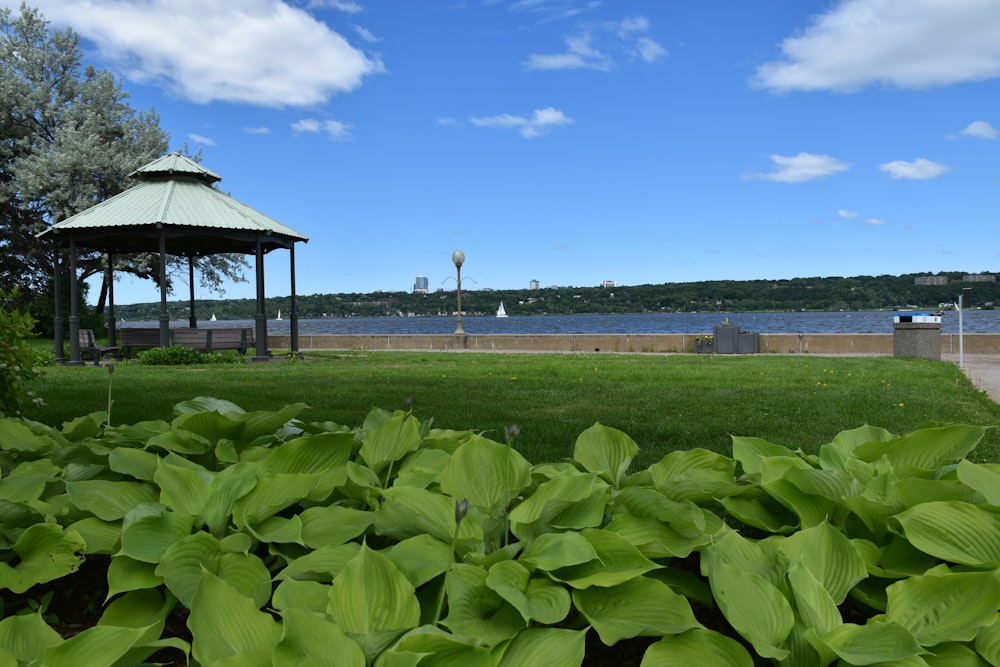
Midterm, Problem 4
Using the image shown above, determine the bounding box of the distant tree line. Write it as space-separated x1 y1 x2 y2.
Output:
113 272 998 322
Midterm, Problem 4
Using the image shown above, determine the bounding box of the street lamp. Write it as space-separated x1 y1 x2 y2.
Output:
452 250 465 335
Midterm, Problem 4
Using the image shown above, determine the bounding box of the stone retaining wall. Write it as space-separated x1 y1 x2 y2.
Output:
267 333 1000 355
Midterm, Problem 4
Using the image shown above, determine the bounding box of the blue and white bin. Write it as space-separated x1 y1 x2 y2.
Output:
893 312 942 359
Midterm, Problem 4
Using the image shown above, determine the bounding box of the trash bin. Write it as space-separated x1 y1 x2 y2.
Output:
893 312 941 360
737 331 760 354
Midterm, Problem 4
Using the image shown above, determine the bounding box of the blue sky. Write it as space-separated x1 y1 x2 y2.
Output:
12 0 1000 305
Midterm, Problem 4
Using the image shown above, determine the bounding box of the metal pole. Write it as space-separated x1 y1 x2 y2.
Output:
958 297 965 370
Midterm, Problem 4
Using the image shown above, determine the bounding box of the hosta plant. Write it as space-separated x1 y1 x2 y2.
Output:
0 397 997 666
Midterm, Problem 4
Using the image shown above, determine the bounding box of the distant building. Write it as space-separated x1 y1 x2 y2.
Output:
963 274 996 283
600 280 617 288
413 275 429 293
529 279 539 290
914 276 949 285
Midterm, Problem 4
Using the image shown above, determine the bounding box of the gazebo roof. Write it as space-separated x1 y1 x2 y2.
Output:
39 152 308 255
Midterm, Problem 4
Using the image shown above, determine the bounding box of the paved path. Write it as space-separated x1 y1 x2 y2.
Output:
945 354 1000 403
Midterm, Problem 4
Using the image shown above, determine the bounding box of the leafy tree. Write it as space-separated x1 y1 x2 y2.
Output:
0 3 247 323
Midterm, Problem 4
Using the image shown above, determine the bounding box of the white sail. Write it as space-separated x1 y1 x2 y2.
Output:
210 313 217 321
496 301 508 318
277 309 282 320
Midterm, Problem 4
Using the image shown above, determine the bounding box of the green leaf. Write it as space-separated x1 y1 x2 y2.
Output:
43 626 149 667
107 447 160 481
394 448 452 488
547 528 661 589
508 473 609 541
572 422 639 487
201 462 258 537
383 534 453 588
779 521 867 604
359 413 423 475
0 419 56 454
573 576 701 645
118 503 194 564
67 517 121 554
272 579 332 615
648 447 737 503
188 570 281 666
495 628 585 667
719 486 799 533
231 472 320 529
519 531 598 572
154 457 214 516
731 436 792 476
707 561 793 660
383 626 492 667
885 570 1000 645
441 564 525 646
156 531 272 607
0 613 63 665
640 629 753 667
376 485 456 544
440 434 531 511
275 543 361 583
0 524 86 593
273 609 366 667
298 505 374 548
816 621 924 665
855 424 986 470
486 560 571 624
328 543 421 661
956 459 1000 506
65 480 159 521
975 613 1000 665
892 501 1000 567
786 563 842 635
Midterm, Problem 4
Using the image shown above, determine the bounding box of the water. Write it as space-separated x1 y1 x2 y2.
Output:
119 310 1000 335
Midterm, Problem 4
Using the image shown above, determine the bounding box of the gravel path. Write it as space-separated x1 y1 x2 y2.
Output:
946 353 1000 403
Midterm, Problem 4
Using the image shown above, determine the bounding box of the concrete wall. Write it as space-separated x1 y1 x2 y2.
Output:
267 332 1000 355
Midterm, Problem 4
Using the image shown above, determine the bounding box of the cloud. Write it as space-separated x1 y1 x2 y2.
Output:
292 118 353 140
187 133 216 146
752 0 1000 93
353 26 379 43
436 117 460 127
243 126 273 135
837 209 859 219
743 153 851 183
864 218 889 226
470 107 573 138
304 0 363 13
960 120 999 139
524 15 666 71
28 0 382 107
879 158 950 179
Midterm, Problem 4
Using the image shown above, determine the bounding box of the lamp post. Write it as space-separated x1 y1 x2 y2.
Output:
452 250 465 336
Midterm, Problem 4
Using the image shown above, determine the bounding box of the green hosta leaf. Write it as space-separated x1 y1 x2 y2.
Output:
0 613 63 665
439 434 531 511
0 459 56 502
201 462 258 537
67 517 121 554
548 528 661 589
892 501 1000 567
262 430 353 472
118 503 194 564
154 457 214 516
719 485 799 534
273 609 366 667
640 629 753 667
272 579 332 614
855 424 986 471
508 473 609 541
107 447 160 481
359 413 422 475
393 447 451 488
520 531 598 572
384 534 453 588
231 472 320 529
328 544 422 661
885 570 1000 645
44 625 149 667
156 531 272 607
382 626 492 667
376 485 456 544
815 621 924 665
731 436 793 476
0 419 56 454
65 480 159 521
648 447 737 503
174 396 246 416
786 563 841 635
276 543 361 583
0 523 86 593
956 459 1000 507
107 556 162 599
146 428 212 455
495 628 585 667
759 457 838 528
779 521 867 604
604 514 714 559
572 422 639 487
250 514 304 544
441 564 525 646
486 560 571 624
707 561 793 660
573 576 701 645
299 505 374 548
188 570 282 666
976 613 1000 665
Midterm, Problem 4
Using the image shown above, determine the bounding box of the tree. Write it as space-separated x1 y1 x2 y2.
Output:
0 3 247 322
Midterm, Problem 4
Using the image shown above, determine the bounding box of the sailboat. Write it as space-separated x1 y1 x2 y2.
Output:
210 313 217 321
496 301 508 318
276 309 283 321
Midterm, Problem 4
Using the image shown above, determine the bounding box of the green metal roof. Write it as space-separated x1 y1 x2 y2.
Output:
39 153 308 255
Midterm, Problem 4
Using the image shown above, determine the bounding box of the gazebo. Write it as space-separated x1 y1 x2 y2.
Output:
38 152 309 364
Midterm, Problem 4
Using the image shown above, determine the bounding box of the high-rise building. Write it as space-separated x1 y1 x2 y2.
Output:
529 279 539 290
413 275 429 293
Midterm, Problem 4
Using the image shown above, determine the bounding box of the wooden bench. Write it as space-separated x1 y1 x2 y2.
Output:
79 329 120 365
119 328 162 359
170 327 255 355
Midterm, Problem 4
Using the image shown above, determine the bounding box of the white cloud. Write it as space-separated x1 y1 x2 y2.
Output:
752 0 1000 93
837 209 859 219
304 0 363 13
864 218 889 226
27 0 382 107
187 133 216 146
292 118 353 140
960 120 999 139
436 117 460 127
879 158 950 179
353 25 379 43
524 15 666 71
470 107 573 138
243 126 273 135
743 153 851 183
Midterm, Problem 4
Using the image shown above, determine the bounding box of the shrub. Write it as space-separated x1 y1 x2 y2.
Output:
0 289 45 416
137 346 242 365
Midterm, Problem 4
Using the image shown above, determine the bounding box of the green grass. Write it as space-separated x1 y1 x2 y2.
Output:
22 348 1000 468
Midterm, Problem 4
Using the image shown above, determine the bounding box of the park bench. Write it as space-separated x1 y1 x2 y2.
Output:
119 328 161 359
170 327 255 355
79 329 119 366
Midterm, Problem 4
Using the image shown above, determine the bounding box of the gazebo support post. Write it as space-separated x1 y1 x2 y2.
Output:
158 227 169 347
106 253 117 347
188 256 197 328
52 241 65 363
253 236 270 361
67 237 82 365
290 244 299 355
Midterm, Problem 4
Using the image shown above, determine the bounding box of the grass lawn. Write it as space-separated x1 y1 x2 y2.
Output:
22 348 1000 468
